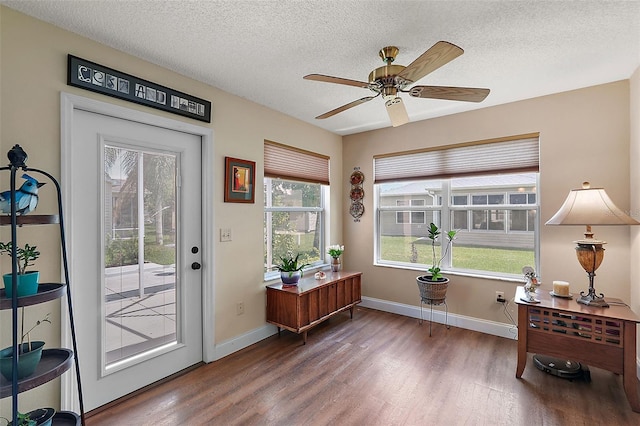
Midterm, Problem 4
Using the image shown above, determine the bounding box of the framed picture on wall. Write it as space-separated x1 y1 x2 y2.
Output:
224 157 255 203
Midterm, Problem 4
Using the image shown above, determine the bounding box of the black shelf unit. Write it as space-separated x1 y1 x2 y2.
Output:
0 145 84 425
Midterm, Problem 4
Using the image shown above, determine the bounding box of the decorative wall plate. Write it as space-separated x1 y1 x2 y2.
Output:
350 170 364 186
350 187 364 201
349 201 364 219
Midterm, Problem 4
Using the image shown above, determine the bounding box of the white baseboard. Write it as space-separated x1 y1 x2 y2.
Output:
212 324 278 361
211 298 640 379
359 296 519 340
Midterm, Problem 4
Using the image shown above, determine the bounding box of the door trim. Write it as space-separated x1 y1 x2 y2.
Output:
60 92 215 410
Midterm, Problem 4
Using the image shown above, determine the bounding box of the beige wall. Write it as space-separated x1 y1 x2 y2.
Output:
343 80 633 323
0 7 342 412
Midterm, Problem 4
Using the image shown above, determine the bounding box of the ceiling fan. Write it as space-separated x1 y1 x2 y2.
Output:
304 41 490 127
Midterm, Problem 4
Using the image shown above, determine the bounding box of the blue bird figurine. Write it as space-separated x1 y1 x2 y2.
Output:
0 174 45 215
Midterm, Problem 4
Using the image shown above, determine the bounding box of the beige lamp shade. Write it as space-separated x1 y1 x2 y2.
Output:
546 182 639 242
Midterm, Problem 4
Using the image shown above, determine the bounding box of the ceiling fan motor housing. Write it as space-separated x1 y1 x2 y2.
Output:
369 64 408 99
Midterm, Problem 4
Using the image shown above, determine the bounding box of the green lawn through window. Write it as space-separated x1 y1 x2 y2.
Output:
380 236 534 275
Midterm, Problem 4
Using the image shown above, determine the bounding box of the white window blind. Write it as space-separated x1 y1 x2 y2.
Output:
374 134 539 183
264 140 330 185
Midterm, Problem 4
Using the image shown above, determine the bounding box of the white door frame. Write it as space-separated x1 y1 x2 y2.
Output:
59 92 215 410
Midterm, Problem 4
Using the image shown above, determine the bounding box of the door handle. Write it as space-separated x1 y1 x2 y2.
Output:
191 262 201 270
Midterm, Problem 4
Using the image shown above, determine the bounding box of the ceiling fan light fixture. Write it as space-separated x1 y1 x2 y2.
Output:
385 97 409 127
384 97 401 107
382 86 398 101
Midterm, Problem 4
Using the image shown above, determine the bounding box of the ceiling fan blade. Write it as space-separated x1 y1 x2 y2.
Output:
409 86 490 102
315 96 378 119
397 41 464 84
304 74 370 89
385 97 409 127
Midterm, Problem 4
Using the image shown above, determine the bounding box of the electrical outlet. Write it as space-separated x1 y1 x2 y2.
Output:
236 302 244 315
496 291 506 303
220 228 232 242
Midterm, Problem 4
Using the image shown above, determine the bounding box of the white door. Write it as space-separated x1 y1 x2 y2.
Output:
68 108 203 410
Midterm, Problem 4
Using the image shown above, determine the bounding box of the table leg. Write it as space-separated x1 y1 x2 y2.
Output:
623 322 640 412
516 304 528 378
303 331 307 345
350 306 354 319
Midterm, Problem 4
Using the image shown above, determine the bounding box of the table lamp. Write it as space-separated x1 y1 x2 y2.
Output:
545 182 639 307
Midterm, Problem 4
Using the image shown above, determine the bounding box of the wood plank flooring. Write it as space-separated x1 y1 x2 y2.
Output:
87 307 640 425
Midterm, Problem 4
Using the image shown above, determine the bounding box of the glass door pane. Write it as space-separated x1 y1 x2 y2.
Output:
103 145 178 368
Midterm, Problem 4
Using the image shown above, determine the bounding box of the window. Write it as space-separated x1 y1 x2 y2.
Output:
374 135 540 278
264 178 325 277
396 199 427 224
264 141 329 280
508 192 537 232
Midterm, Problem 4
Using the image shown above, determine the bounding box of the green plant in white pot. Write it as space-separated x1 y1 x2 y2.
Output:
0 241 40 298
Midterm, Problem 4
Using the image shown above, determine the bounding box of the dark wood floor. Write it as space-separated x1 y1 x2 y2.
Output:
87 307 640 425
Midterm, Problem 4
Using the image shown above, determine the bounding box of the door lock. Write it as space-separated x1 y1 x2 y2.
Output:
191 262 201 270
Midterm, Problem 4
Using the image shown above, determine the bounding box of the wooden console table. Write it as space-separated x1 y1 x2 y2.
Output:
515 286 640 412
266 271 362 344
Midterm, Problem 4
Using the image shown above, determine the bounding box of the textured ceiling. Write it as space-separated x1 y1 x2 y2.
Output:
3 0 640 135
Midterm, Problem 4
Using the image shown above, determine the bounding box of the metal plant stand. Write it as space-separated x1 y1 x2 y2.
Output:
416 276 451 337
0 145 85 425
419 298 449 337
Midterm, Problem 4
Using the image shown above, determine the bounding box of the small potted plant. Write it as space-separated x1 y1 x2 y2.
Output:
416 223 457 303
0 241 40 298
0 312 50 381
275 252 309 286
1 408 56 426
327 244 344 272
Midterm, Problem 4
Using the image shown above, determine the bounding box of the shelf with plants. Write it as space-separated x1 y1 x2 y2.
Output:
0 348 73 398
0 284 66 310
0 145 84 426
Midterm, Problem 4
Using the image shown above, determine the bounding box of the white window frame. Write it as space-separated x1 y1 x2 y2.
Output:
263 177 327 281
375 175 540 279
395 199 427 224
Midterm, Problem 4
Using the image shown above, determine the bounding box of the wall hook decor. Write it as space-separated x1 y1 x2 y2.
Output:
349 167 364 222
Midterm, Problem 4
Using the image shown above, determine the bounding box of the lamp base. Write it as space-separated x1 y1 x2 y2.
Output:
576 292 609 308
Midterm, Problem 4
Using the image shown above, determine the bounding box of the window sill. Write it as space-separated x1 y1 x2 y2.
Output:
373 261 525 284
263 264 331 284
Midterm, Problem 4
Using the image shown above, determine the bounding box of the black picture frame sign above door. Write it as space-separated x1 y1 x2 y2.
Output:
67 55 212 123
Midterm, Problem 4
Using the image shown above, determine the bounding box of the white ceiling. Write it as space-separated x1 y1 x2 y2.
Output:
3 0 640 136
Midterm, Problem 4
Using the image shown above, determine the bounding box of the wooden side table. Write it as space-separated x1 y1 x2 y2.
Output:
266 271 362 344
515 286 640 412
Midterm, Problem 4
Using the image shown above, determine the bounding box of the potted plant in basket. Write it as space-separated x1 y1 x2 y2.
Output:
0 241 40 298
275 252 309 286
0 312 51 381
416 223 457 303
